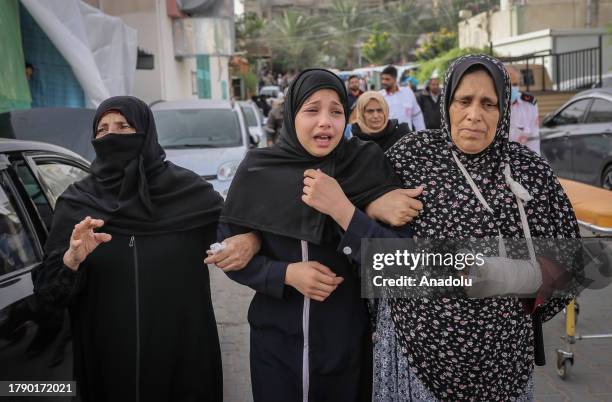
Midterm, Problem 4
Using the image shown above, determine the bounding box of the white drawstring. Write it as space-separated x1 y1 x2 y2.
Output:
452 152 537 265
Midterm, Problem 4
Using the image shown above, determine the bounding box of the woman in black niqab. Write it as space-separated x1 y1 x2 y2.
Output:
34 96 224 402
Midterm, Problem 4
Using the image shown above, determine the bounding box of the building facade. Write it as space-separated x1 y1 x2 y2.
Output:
85 0 233 104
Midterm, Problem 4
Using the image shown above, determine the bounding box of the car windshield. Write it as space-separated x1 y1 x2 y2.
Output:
153 109 242 148
241 105 258 127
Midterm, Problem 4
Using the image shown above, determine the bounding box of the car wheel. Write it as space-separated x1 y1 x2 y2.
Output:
602 165 612 190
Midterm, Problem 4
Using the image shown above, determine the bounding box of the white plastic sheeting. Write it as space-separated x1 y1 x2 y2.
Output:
20 0 137 107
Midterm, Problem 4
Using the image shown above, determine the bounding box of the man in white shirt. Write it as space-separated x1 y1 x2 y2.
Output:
506 65 541 155
379 66 426 131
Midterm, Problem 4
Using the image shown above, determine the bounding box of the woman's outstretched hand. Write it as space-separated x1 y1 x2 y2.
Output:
63 217 112 271
302 169 355 230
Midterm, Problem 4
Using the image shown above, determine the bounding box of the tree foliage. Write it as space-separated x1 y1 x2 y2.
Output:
415 46 494 83
265 10 323 71
415 28 458 61
235 0 500 72
362 27 392 65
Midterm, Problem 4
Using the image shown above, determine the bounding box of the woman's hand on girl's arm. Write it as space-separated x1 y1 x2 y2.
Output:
63 217 112 271
302 169 355 230
365 187 424 227
285 261 344 302
204 232 262 272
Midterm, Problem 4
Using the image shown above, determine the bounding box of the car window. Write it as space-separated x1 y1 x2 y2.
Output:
153 109 243 148
35 161 89 204
552 99 592 126
12 159 54 231
0 172 39 274
241 106 258 127
585 99 612 123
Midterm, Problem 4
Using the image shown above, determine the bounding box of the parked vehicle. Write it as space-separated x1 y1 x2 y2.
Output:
540 88 612 189
0 139 91 401
151 99 256 198
594 72 612 88
258 85 282 98
238 101 267 147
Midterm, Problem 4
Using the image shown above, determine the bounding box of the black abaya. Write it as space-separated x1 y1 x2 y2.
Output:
36 227 222 402
34 96 224 402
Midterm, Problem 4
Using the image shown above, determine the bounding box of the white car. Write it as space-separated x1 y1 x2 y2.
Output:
259 85 282 98
151 99 257 198
238 101 267 147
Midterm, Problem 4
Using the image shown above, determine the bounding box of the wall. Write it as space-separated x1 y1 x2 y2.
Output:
522 1 587 31
156 0 197 101
210 56 230 100
493 30 555 81
554 31 612 72
458 9 515 49
95 0 233 103
459 0 612 49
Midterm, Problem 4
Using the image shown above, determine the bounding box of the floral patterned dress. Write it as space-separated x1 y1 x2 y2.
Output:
373 54 580 401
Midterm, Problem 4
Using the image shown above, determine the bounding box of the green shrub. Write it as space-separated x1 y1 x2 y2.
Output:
416 47 494 84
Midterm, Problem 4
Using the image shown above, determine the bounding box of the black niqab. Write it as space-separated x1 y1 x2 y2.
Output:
220 69 400 244
45 96 223 252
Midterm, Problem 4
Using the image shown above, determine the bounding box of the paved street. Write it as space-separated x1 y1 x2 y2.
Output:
210 264 612 402
209 266 254 402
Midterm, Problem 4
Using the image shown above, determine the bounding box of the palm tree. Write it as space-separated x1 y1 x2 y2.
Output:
324 0 368 69
267 10 323 71
382 0 428 63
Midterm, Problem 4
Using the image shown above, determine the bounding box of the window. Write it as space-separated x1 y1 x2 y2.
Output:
35 161 89 203
585 99 612 124
552 99 592 126
0 172 38 274
12 159 54 231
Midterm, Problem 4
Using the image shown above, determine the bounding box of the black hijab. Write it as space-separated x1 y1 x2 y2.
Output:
351 119 411 152
220 69 401 244
45 96 223 252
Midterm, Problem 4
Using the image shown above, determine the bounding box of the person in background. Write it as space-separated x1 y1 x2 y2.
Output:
506 65 541 155
416 76 442 130
25 62 34 81
252 95 271 117
351 91 411 152
265 95 285 146
400 69 419 92
379 65 426 132
347 74 364 110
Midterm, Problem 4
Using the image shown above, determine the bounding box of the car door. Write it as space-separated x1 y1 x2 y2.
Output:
540 98 592 179
0 154 73 402
571 98 612 186
0 153 89 401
